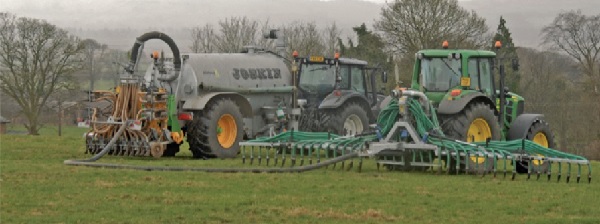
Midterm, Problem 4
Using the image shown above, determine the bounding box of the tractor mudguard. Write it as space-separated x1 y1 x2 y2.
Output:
507 114 544 140
181 92 253 118
437 92 495 115
319 91 373 121
318 91 369 109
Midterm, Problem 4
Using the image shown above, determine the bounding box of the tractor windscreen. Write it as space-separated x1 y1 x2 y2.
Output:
298 64 336 94
420 58 461 92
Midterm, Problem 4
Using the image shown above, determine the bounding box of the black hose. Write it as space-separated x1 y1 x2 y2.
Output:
64 151 358 173
126 31 181 74
66 123 128 163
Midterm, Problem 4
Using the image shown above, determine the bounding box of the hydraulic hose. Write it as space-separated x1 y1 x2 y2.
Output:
64 123 127 163
126 31 181 81
64 151 358 173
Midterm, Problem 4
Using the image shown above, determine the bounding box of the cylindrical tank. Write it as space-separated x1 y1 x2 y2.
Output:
176 52 292 98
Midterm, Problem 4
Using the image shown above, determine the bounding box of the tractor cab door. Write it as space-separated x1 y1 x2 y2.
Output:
467 57 495 98
339 65 377 105
338 65 362 92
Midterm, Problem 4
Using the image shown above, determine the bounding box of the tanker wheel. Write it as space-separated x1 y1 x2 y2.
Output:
443 102 500 174
326 103 369 136
187 98 243 159
516 121 555 174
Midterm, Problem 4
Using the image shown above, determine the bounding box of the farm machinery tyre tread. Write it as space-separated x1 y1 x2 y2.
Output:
442 102 500 174
318 110 332 133
187 98 244 159
516 121 556 174
325 103 369 136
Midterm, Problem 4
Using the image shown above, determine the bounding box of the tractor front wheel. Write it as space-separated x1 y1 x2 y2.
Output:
443 102 501 174
516 121 556 174
326 103 369 136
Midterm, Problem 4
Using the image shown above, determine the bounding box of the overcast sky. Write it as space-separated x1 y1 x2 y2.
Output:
2 0 598 49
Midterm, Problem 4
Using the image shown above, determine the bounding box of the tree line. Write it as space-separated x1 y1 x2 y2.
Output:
1 0 598 158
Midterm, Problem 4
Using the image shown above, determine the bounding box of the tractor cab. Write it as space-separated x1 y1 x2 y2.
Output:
293 53 387 135
296 55 380 107
411 49 497 107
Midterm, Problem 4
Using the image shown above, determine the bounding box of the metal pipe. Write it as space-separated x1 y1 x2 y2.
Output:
401 89 430 115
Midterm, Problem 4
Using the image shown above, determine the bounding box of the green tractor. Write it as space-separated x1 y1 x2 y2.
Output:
410 42 555 173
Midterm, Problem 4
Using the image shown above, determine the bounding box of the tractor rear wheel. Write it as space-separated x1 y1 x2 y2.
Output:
187 98 244 158
516 121 555 174
443 102 501 174
325 103 369 136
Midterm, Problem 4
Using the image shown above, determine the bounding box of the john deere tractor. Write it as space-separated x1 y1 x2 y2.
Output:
411 42 555 173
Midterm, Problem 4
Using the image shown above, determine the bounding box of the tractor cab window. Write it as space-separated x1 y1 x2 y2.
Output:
350 66 365 93
420 57 461 92
338 65 350 89
298 63 336 94
468 58 493 95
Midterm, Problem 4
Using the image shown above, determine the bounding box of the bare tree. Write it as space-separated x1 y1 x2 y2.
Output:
49 77 80 136
375 0 489 54
0 13 84 135
255 19 276 51
323 22 342 56
517 47 599 156
542 10 600 149
518 48 571 149
216 16 259 53
542 10 600 93
81 38 107 91
190 24 216 53
282 21 324 58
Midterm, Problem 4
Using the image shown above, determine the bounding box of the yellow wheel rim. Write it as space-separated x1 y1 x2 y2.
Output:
467 118 492 164
217 114 237 149
532 132 548 165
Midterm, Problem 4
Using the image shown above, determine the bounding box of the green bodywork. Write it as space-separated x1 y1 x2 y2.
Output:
167 94 181 133
410 49 525 139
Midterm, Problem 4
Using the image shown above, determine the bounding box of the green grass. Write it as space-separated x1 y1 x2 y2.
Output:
1 126 599 224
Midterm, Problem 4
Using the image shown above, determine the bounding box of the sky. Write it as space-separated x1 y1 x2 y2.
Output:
2 0 599 49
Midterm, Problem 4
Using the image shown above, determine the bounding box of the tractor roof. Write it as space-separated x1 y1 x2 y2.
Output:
299 56 368 66
338 57 368 65
417 49 496 58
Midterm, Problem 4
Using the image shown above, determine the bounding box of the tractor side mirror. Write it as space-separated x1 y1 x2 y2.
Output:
382 71 388 83
511 59 520 71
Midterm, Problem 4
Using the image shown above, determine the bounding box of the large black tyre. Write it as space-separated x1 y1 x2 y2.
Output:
516 121 556 174
187 98 244 159
325 103 369 136
442 102 501 174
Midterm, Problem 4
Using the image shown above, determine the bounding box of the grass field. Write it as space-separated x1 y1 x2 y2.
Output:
1 126 599 223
